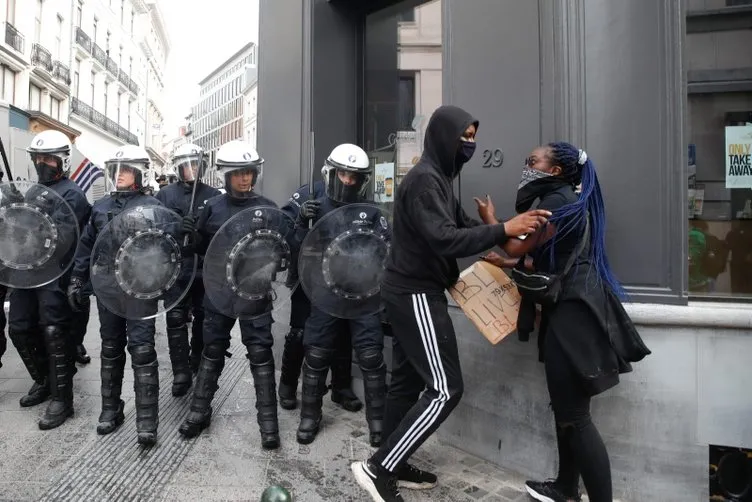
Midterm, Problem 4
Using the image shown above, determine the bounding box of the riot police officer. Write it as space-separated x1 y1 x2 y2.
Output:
68 145 167 446
279 181 361 412
295 144 387 447
6 130 91 429
179 140 283 450
156 144 220 396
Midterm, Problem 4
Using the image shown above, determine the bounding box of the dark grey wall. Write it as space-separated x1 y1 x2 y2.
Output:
257 0 305 205
311 2 360 172
581 0 686 301
445 0 686 301
258 0 360 204
443 0 543 272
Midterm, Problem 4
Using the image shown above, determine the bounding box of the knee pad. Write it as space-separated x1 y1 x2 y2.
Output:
203 341 229 360
166 308 186 329
305 346 334 371
129 344 157 365
43 325 64 339
357 348 384 371
245 344 273 365
101 338 126 359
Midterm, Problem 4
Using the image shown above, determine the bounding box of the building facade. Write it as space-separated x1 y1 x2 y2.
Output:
258 0 752 500
1 0 75 126
242 64 257 150
70 0 169 172
191 41 256 188
0 0 169 176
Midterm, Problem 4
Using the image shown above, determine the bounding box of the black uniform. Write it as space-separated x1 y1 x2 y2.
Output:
180 192 285 449
71 191 162 442
9 177 90 428
278 181 359 412
0 285 6 368
295 195 388 447
156 181 220 395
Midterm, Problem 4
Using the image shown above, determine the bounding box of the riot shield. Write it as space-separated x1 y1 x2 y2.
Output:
90 205 197 320
203 206 296 319
0 181 80 288
299 203 391 319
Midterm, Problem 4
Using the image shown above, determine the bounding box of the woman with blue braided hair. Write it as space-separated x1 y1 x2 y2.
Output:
476 142 650 502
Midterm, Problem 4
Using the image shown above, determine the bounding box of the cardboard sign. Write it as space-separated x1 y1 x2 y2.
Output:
449 261 521 345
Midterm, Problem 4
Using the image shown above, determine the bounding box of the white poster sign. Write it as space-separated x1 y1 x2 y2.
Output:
725 126 752 188
374 162 395 203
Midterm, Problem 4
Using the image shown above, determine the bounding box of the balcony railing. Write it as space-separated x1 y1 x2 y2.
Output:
92 43 107 68
71 97 139 145
31 44 53 73
74 27 91 53
106 56 118 76
74 26 139 96
52 61 71 85
4 22 24 54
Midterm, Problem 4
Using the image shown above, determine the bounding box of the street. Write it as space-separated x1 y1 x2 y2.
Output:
0 302 535 502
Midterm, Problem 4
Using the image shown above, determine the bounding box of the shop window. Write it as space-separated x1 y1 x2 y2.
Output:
686 13 752 297
364 0 442 206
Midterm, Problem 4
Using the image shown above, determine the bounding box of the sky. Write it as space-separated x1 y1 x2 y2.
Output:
159 0 260 135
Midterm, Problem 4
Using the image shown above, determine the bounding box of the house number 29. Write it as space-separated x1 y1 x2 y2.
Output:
481 148 504 168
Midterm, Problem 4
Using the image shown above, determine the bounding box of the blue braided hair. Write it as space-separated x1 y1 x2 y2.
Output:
545 141 626 298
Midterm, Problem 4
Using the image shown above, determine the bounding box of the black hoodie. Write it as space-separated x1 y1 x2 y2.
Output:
382 105 508 294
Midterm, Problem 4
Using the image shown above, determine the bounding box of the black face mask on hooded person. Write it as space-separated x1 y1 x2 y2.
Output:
421 105 479 179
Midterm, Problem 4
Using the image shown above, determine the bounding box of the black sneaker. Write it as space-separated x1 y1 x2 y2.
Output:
351 460 404 502
525 479 581 502
397 463 437 490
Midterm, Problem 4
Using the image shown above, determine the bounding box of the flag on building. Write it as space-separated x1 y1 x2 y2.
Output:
70 158 103 193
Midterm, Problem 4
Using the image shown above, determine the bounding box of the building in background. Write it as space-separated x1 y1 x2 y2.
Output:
191 41 256 187
70 0 169 173
1 0 76 140
0 0 170 186
242 64 257 150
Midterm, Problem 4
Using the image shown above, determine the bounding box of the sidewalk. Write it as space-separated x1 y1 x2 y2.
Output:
0 312 535 502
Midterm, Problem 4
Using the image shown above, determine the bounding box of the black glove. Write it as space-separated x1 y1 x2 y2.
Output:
67 277 86 312
298 199 321 223
181 215 196 234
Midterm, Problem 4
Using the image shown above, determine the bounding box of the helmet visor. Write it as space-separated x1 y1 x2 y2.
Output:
326 167 370 204
174 154 206 183
224 165 262 199
105 161 147 192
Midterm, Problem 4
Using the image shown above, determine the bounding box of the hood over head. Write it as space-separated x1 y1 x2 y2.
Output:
422 105 479 178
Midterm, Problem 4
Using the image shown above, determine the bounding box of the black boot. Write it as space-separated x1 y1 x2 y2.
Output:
10 330 49 407
247 344 280 449
359 349 387 447
179 342 225 438
297 347 333 445
39 326 74 430
166 326 192 397
97 345 126 435
330 343 362 412
278 328 304 410
131 345 160 447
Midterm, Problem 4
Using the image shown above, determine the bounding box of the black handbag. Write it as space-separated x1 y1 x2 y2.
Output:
511 217 590 306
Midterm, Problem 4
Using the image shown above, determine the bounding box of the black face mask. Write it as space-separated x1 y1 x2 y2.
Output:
35 162 61 184
456 141 476 165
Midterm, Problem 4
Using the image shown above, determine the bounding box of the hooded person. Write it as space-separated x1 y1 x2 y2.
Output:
351 105 551 502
